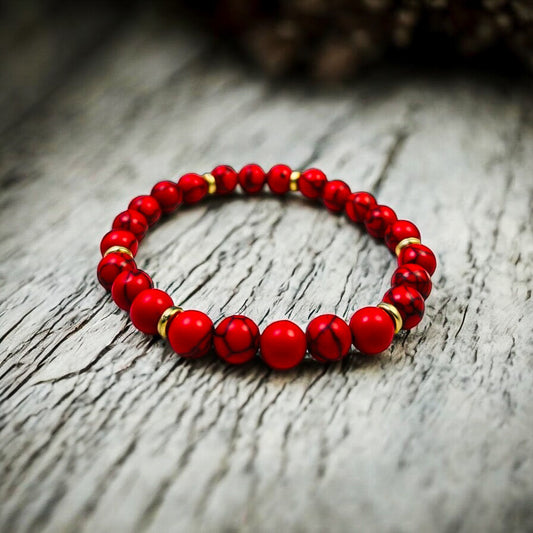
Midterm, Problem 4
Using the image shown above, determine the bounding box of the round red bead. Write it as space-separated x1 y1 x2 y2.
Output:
238 164 265 194
398 243 437 276
111 269 154 311
211 165 238 195
382 286 425 330
168 310 214 359
128 195 161 226
365 205 398 239
345 191 377 223
178 173 208 204
384 220 421 253
306 314 352 362
322 180 351 213
260 320 306 370
299 168 327 199
97 252 136 291
112 209 148 241
350 307 395 355
129 289 174 335
100 229 138 256
151 180 182 213
213 315 260 364
267 164 292 195
391 264 432 300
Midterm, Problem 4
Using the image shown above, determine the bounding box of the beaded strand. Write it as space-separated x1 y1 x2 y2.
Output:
97 164 436 370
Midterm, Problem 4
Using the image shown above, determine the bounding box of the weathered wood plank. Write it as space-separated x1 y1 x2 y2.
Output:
0 1 123 134
0 11 532 533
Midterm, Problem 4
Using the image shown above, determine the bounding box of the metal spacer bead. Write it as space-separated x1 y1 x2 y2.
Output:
289 171 300 192
395 237 421 257
157 306 184 339
377 302 403 334
203 173 217 195
104 246 133 258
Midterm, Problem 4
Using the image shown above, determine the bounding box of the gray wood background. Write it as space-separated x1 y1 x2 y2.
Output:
1 5 532 533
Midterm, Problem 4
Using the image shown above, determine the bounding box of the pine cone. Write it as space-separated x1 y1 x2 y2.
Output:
177 0 533 79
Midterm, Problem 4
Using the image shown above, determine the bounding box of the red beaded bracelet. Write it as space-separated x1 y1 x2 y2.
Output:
97 164 436 370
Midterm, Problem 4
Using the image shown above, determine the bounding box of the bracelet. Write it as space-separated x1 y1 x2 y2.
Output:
97 164 436 370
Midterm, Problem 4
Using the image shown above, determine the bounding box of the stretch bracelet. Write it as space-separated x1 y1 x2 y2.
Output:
97 164 436 370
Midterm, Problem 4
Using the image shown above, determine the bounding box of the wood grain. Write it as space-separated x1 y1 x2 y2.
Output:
1 9 532 533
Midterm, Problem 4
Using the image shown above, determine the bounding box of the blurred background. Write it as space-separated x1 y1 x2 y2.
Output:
177 0 533 79
1 0 532 125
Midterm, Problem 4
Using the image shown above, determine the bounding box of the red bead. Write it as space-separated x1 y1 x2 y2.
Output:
211 165 238 195
178 173 208 204
350 307 395 355
306 314 352 362
364 205 398 239
213 315 260 364
168 310 214 359
260 320 306 370
382 286 425 330
345 191 377 223
384 220 421 253
129 289 173 335
322 180 351 213
391 264 432 300
267 164 292 195
128 195 161 226
111 269 154 311
151 181 182 213
299 168 327 199
100 230 138 256
398 243 437 276
97 252 136 291
238 164 265 194
112 209 148 241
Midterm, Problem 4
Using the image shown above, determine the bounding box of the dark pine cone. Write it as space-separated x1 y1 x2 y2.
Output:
176 0 533 79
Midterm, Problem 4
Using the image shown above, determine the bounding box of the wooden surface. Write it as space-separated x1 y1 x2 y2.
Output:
1 7 533 533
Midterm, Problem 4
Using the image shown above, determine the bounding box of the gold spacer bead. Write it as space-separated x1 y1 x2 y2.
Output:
377 302 403 334
203 173 217 195
289 171 300 192
104 246 133 258
395 237 421 257
157 306 184 339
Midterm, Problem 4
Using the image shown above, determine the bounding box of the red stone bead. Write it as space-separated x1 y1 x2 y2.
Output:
391 264 432 300
260 320 306 370
100 229 138 256
306 314 352 362
151 180 182 214
168 310 214 359
213 315 260 364
350 307 395 355
177 173 208 204
322 180 351 213
345 191 377 223
384 220 421 253
267 164 292 195
364 205 398 239
299 168 327 199
398 243 437 276
112 209 148 241
128 195 161 226
129 289 173 335
97 252 136 291
238 164 265 194
211 165 238 195
111 269 154 311
382 286 425 330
